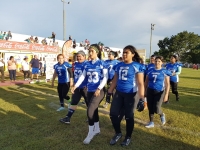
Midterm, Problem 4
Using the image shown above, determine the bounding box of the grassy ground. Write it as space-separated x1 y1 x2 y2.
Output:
0 68 200 150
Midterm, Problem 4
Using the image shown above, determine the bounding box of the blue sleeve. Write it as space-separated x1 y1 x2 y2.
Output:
64 62 72 68
101 60 109 69
165 70 172 76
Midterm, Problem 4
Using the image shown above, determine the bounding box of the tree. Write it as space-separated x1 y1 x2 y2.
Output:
155 31 200 63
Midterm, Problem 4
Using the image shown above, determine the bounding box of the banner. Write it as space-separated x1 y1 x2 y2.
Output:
0 40 59 53
45 57 57 80
62 40 72 61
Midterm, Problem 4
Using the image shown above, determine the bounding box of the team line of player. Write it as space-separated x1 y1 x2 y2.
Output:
51 44 182 147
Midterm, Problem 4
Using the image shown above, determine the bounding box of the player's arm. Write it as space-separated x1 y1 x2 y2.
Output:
108 73 117 93
175 66 182 75
67 68 73 87
51 70 57 87
71 70 86 93
163 76 170 102
94 68 108 97
144 75 149 97
136 72 145 99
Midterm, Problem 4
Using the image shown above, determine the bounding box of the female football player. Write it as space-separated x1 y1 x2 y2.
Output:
71 44 108 144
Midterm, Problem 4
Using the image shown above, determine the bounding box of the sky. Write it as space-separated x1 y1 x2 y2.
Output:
1 0 200 57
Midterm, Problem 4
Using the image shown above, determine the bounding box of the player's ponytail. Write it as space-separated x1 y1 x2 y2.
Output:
109 50 118 58
171 55 178 62
123 45 141 63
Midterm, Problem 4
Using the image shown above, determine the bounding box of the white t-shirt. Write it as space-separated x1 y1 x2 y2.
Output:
21 61 29 71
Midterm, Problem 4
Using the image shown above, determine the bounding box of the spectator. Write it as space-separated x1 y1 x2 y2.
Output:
7 56 17 82
0 56 5 82
54 42 59 47
39 59 43 76
52 32 56 43
30 36 34 43
30 55 40 81
49 41 52 46
43 61 46 76
73 39 76 49
41 38 47 45
85 39 88 45
80 41 83 47
34 37 39 43
24 38 31 43
69 35 72 40
5 31 12 40
0 31 3 40
21 56 30 80
2 32 7 40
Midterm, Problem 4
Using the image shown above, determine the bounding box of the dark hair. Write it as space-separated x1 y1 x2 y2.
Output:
155 56 164 62
57 54 64 60
151 55 155 58
123 45 140 62
109 50 118 58
90 44 102 59
171 55 178 62
9 56 14 60
138 57 144 64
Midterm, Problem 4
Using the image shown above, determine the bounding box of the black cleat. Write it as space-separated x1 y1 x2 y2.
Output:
110 133 122 145
164 101 169 104
121 136 131 146
59 116 70 124
176 96 179 101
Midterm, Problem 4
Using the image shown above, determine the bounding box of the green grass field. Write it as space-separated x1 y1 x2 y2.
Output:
0 68 200 150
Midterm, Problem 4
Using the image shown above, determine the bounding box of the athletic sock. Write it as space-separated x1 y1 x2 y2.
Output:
150 114 154 122
67 108 75 118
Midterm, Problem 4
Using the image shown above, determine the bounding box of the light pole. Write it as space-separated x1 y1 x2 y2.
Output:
61 0 70 41
150 23 155 59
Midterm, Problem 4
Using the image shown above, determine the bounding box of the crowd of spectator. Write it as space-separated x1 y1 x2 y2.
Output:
0 31 12 40
0 55 46 83
24 31 59 46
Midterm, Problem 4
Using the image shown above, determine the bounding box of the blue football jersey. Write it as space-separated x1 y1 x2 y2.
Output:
166 63 181 82
147 68 171 91
84 59 108 92
54 62 72 83
147 63 155 70
74 61 87 88
105 59 120 79
115 62 143 93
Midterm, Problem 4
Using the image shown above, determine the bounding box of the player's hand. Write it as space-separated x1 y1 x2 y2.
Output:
71 86 76 94
172 72 176 76
108 88 113 94
94 89 101 97
51 83 54 88
70 82 73 88
163 95 168 102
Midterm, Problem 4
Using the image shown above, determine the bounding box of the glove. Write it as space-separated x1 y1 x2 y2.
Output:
137 99 145 112
106 92 112 103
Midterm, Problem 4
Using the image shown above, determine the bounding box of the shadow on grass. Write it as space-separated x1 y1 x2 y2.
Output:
0 104 199 150
18 83 58 95
180 76 200 80
0 85 200 150
165 86 200 117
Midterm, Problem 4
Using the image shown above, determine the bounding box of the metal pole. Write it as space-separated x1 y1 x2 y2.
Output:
63 1 66 41
150 23 155 59
150 24 152 59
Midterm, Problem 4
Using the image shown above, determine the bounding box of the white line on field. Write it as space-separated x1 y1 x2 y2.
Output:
17 87 200 137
